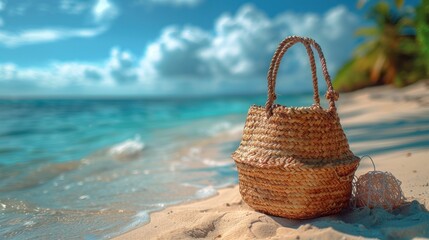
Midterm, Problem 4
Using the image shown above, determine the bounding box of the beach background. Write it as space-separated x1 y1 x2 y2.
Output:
1 0 429 239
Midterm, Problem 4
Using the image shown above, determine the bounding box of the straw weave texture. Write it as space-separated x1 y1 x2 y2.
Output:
232 36 359 219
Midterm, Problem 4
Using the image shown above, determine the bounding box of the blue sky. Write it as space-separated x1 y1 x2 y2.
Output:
0 0 419 96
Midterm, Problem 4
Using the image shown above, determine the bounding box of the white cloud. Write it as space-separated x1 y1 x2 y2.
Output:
0 0 4 11
139 0 202 7
108 48 139 83
199 5 279 77
140 26 211 79
0 26 106 47
0 62 104 89
92 0 118 23
0 4 361 95
0 48 143 94
139 4 359 93
0 0 118 47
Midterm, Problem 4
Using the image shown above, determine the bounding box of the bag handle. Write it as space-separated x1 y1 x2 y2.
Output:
265 36 339 118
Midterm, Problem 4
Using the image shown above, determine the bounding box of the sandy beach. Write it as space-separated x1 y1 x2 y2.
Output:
116 81 429 240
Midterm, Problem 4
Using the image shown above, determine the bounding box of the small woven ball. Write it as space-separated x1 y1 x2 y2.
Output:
353 171 405 211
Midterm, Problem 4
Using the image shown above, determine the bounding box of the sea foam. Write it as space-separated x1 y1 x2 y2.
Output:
195 186 217 199
108 136 145 160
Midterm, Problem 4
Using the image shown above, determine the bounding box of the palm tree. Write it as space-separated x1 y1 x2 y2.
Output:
334 0 427 92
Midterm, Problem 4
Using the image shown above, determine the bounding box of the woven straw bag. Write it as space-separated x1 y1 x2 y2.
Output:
232 36 360 219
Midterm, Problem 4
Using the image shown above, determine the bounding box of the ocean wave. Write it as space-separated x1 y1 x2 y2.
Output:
195 186 217 199
204 121 244 137
108 136 145 160
105 211 150 239
206 122 232 136
182 183 236 199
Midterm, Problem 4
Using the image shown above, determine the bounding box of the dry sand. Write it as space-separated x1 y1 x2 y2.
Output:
116 81 429 240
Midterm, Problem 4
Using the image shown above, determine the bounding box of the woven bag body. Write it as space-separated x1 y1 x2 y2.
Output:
232 36 360 219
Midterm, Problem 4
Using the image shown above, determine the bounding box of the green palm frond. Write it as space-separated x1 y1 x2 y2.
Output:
333 0 428 91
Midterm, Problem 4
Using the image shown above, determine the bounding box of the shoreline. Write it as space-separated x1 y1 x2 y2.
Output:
116 149 429 240
116 82 429 239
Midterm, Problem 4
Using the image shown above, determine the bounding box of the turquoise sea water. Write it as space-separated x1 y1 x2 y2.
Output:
1 95 429 239
0 95 314 239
